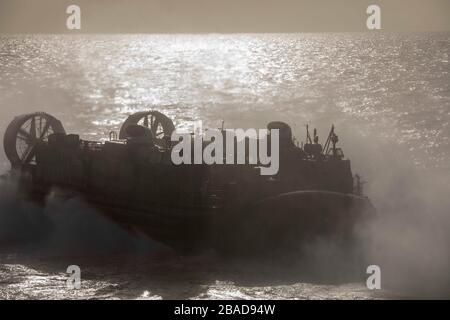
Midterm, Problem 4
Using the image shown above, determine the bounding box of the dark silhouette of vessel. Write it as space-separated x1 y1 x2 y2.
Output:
2 111 374 256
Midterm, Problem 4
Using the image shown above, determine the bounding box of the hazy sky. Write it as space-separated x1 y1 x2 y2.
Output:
1 0 449 33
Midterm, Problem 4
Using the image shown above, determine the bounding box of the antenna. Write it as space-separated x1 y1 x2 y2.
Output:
323 125 332 154
323 124 339 156
331 124 339 157
306 124 312 144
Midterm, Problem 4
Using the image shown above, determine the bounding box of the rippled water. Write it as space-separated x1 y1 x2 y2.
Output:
1 33 449 169
0 33 450 299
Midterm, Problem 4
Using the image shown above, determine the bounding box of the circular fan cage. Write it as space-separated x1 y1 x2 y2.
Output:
119 110 175 147
3 112 66 168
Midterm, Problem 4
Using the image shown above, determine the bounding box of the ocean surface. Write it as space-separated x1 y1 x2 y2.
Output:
0 33 449 299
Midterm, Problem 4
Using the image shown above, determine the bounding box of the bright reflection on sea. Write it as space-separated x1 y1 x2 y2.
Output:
0 33 449 171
